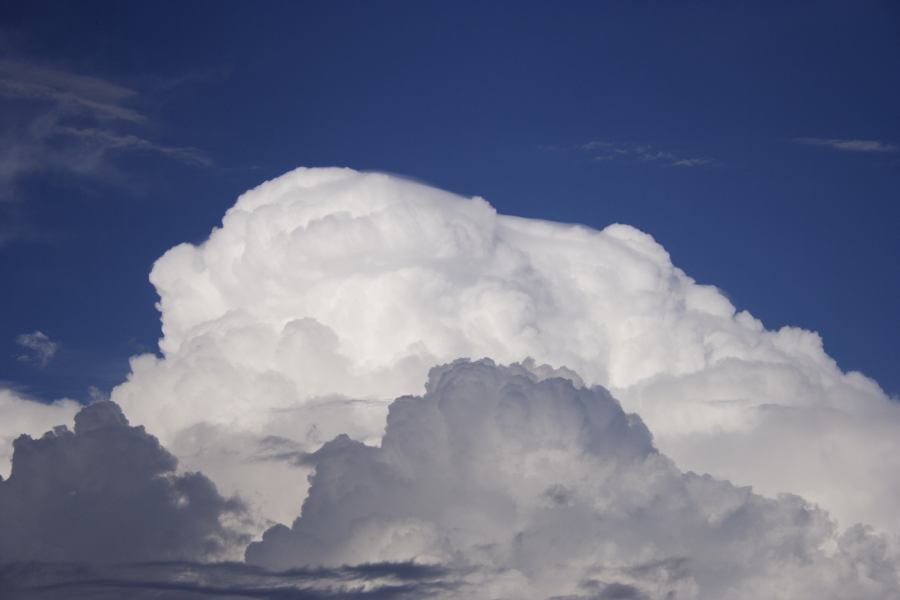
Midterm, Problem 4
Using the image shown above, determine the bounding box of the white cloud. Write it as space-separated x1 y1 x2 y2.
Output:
793 137 898 153
15 330 58 367
245 359 900 599
103 166 900 541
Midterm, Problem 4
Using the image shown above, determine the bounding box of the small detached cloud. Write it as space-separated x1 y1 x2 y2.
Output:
793 137 898 153
542 140 713 168
15 331 58 367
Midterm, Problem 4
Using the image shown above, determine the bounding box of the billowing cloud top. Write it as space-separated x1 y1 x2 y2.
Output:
111 167 900 534
245 359 900 599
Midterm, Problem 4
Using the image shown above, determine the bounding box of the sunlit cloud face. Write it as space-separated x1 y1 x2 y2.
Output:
103 167 900 538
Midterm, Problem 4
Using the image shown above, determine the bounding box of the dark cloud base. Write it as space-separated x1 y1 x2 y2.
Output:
2 362 899 599
0 560 457 600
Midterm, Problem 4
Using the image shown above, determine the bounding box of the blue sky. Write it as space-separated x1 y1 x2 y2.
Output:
1 0 898 401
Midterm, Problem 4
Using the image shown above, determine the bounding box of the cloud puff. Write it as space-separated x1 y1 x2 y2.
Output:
108 167 900 536
793 137 898 153
15 331 59 367
0 388 78 478
0 401 245 563
245 360 900 599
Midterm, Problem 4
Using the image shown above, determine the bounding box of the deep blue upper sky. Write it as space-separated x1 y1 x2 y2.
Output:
1 0 898 401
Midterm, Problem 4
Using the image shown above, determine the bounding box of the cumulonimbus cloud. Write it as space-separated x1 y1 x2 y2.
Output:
1 165 899 596
105 167 899 537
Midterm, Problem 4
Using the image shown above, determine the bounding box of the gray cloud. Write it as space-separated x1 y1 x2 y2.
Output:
15 331 58 367
0 560 457 600
0 401 246 564
793 137 898 153
246 359 900 599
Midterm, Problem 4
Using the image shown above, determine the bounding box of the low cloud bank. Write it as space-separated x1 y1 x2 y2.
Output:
0 560 453 600
244 359 900 599
3 362 898 598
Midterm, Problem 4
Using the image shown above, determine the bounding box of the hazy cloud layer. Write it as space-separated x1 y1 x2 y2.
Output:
106 167 900 536
793 137 898 153
542 141 712 167
0 401 246 563
15 331 58 367
246 360 900 599
585 140 712 167
0 560 455 600
0 59 211 203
